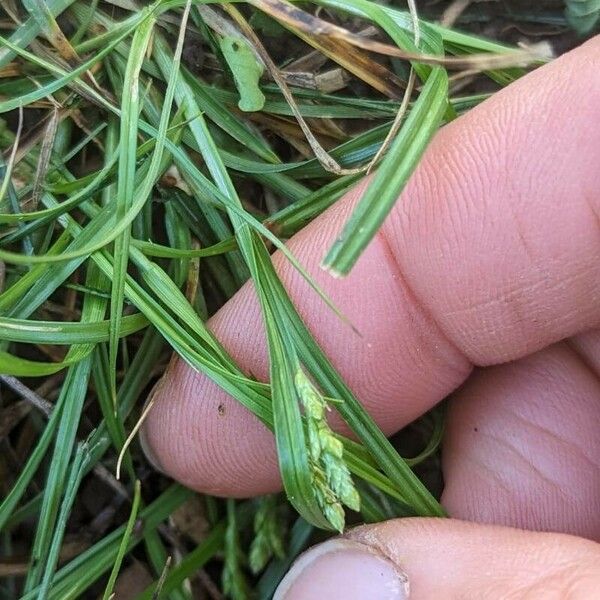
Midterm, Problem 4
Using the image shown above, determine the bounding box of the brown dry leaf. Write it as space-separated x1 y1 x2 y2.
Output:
249 0 551 69
185 240 201 305
161 165 192 195
285 29 405 98
26 0 80 64
0 64 20 78
29 107 59 212
282 67 350 93
314 68 351 93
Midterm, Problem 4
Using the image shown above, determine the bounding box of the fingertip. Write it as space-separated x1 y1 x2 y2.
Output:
142 356 281 497
275 538 409 600
276 519 600 599
353 518 600 597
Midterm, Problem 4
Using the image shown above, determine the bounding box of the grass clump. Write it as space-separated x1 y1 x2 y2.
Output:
0 0 592 597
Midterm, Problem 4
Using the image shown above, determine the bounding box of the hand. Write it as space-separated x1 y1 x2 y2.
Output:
141 37 600 597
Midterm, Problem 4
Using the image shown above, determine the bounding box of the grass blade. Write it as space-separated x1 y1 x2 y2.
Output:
109 12 156 402
38 440 95 598
322 65 448 275
102 480 142 600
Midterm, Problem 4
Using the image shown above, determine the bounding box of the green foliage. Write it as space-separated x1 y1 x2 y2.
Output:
223 499 252 600
102 480 142 600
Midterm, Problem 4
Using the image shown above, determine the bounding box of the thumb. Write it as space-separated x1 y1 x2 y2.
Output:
274 519 600 599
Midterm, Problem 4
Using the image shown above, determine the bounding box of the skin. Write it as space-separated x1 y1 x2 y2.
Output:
142 36 600 596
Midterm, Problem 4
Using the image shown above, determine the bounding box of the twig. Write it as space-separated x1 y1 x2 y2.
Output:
151 556 172 600
93 462 130 501
0 375 53 417
441 0 472 28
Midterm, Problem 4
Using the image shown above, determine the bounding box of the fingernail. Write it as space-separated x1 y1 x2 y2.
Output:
274 538 408 600
139 381 165 474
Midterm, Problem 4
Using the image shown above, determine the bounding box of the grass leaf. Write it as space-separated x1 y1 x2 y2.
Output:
109 12 156 402
322 64 448 275
102 480 142 600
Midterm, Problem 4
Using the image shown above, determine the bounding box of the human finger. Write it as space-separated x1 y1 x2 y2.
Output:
142 37 600 498
274 518 600 599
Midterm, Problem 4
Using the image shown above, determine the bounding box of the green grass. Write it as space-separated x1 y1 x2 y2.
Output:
0 0 592 597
